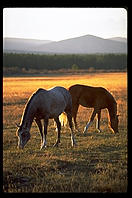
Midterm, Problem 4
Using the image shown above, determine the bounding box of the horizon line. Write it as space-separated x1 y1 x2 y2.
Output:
3 34 127 42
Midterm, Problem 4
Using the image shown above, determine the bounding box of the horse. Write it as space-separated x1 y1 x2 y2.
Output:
16 86 76 150
59 84 119 134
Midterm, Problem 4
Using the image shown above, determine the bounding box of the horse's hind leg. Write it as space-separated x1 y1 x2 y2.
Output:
66 111 76 147
83 108 97 134
53 117 61 147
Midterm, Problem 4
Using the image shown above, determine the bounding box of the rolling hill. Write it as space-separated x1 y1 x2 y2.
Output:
3 35 127 54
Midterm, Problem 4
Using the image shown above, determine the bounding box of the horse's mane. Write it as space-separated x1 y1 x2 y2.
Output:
20 88 45 127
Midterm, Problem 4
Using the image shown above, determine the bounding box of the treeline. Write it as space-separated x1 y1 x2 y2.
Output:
3 53 127 71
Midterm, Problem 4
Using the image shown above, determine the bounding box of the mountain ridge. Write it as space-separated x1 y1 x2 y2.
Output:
3 35 127 54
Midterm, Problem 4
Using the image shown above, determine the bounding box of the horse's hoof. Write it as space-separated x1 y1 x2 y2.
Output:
40 146 46 150
83 127 87 134
83 130 87 135
96 129 101 133
40 143 47 150
53 142 59 147
53 144 58 147
40 145 46 150
71 139 77 147
72 142 77 147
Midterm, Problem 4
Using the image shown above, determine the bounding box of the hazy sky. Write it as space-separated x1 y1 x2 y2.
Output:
3 8 127 41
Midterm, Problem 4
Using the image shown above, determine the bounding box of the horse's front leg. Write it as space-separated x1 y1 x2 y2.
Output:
83 108 97 134
53 117 61 147
96 110 101 133
72 104 80 132
34 118 43 149
41 118 48 150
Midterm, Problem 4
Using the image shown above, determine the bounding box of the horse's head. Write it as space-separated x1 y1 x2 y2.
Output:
110 115 119 133
16 123 31 149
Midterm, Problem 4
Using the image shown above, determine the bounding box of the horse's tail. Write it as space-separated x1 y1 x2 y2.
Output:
59 112 68 127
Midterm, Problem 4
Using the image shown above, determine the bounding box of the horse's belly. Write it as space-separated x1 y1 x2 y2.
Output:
49 107 64 118
48 101 66 118
79 97 94 108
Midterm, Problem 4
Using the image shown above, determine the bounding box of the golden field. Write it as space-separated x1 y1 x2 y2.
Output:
3 72 127 192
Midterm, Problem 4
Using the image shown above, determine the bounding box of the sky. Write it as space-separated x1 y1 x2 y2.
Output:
3 8 127 41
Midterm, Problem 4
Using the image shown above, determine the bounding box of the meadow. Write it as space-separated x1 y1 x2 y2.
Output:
3 72 127 192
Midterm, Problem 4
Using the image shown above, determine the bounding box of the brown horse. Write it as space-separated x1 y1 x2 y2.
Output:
60 84 119 134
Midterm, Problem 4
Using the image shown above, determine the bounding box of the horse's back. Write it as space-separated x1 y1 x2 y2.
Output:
69 84 116 109
48 86 72 116
36 86 71 118
48 86 69 97
48 86 71 104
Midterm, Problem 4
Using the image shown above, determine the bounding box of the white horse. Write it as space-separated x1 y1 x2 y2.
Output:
16 87 76 150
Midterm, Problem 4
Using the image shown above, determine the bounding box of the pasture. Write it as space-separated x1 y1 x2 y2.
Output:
3 72 127 192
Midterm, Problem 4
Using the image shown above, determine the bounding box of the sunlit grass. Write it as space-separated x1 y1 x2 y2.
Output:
3 72 127 192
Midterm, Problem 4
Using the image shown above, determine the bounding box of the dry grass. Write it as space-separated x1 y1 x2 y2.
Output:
3 72 127 192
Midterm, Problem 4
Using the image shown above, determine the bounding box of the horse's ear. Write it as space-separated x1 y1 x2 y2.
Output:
15 122 20 128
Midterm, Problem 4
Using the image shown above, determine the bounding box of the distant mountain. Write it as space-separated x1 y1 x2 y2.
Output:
108 37 127 43
3 37 54 53
3 35 127 54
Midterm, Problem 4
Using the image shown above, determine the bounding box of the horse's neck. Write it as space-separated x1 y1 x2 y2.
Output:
107 103 117 120
21 103 35 130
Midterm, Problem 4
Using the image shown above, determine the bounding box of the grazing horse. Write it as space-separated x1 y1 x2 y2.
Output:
16 86 76 150
60 84 119 134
